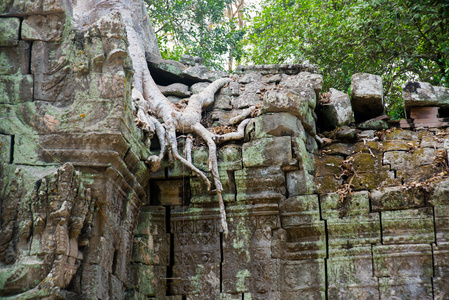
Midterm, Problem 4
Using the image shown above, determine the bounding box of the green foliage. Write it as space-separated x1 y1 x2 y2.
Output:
244 0 449 119
146 0 245 70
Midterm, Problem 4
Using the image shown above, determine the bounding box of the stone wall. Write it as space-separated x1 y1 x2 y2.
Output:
1 1 449 299
132 69 449 299
0 2 151 299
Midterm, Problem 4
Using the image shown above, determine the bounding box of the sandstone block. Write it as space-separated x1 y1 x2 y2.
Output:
190 170 235 203
428 179 449 206
262 88 313 119
280 260 325 298
22 13 65 42
373 244 433 278
279 195 320 224
322 88 353 128
327 213 381 248
238 71 262 84
381 208 434 244
0 41 30 74
371 186 426 211
172 263 221 295
0 134 11 163
403 81 449 107
351 73 384 122
272 224 326 260
253 113 304 139
242 136 296 168
0 18 20 46
378 277 433 300
434 205 449 243
0 74 33 104
328 247 379 300
433 242 449 277
286 170 315 196
280 72 323 100
320 191 370 219
235 166 286 202
232 91 261 109
190 82 209 94
131 264 166 297
158 83 190 97
213 93 232 109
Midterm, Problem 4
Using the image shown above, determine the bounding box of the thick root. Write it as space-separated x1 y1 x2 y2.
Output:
193 123 229 236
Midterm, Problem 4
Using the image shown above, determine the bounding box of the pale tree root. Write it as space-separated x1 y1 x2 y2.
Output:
192 122 229 236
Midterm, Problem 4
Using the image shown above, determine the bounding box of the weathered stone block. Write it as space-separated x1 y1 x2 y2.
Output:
132 233 170 266
0 41 30 74
253 113 304 139
314 175 344 194
320 191 370 219
232 91 262 108
238 71 262 84
292 137 314 173
378 277 433 300
235 166 286 202
381 208 434 244
322 88 353 128
370 186 426 211
351 73 384 122
190 82 209 94
373 244 432 278
327 213 381 248
172 263 221 296
214 93 232 109
131 264 166 297
402 81 449 107
85 235 115 272
242 136 296 168
190 170 235 203
433 242 449 278
429 178 449 206
286 170 315 196
0 18 20 46
158 82 190 97
218 145 242 171
383 140 417 151
223 250 279 294
81 264 110 299
434 205 449 243
34 73 76 104
280 260 325 298
0 134 11 163
280 72 323 101
22 13 65 42
262 88 313 119
385 129 419 140
279 195 320 224
327 247 378 300
271 226 326 260
0 75 33 104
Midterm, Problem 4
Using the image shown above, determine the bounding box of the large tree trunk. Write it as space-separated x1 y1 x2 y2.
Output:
73 0 255 235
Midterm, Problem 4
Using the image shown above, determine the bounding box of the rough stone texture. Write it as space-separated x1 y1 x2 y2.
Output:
351 73 384 122
1 0 448 299
158 82 191 97
322 88 353 128
0 18 20 46
403 81 449 107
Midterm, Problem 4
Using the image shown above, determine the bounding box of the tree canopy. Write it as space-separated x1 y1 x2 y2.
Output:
145 0 245 70
147 0 449 119
244 0 449 118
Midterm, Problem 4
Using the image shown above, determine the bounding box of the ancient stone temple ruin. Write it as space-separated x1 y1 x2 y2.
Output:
1 1 449 299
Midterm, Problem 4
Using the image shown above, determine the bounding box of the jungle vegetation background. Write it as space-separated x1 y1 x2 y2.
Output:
146 0 449 119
